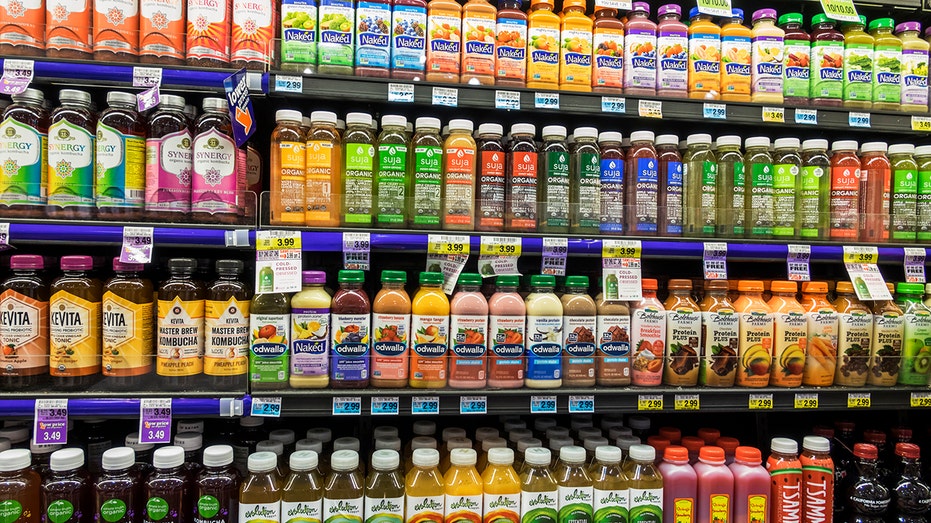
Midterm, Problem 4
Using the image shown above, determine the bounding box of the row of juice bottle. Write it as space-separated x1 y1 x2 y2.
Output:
0 88 262 224
271 110 931 243
248 267 931 391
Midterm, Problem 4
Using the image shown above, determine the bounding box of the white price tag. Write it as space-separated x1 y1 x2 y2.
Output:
541 237 568 276
787 244 811 282
601 96 626 113
255 230 302 293
432 87 458 107
638 99 663 118
703 103 726 119
388 83 415 103
594 0 632 9
568 395 595 413
343 232 371 271
427 234 470 294
411 396 440 415
120 226 154 264
795 109 817 125
133 66 162 111
904 247 926 284
478 236 521 278
602 239 642 301
250 397 282 417
534 92 560 109
274 74 303 93
849 112 871 128
0 59 34 95
843 246 891 300
703 242 728 280
371 396 400 415
530 395 557 414
495 90 521 110
460 396 488 414
332 397 362 416
0 223 10 250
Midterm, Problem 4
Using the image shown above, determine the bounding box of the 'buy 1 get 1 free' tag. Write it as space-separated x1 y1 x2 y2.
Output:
541 237 568 276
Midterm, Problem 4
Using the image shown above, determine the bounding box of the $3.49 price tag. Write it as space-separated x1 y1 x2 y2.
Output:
602 239 642 301
787 244 811 282
843 246 891 301
904 247 926 284
541 237 568 276
120 226 154 264
762 107 785 123
343 232 371 271
478 236 521 278
139 398 172 444
703 242 727 280
0 59 34 95
255 230 302 294
34 399 68 445
132 66 162 111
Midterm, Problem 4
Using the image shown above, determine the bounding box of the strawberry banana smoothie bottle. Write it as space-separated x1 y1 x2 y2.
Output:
449 273 489 389
658 446 696 521
694 447 734 523
631 279 666 387
487 275 526 389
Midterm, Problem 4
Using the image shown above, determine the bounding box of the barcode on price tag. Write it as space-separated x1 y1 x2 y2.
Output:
139 398 172 443
120 226 154 264
371 397 400 415
904 247 926 283
531 395 557 414
569 395 595 413
251 397 282 417
34 399 68 445
787 244 811 282
412 396 440 415
703 242 727 280
332 397 362 415
541 237 568 276
343 232 371 271
460 396 488 414
674 394 699 411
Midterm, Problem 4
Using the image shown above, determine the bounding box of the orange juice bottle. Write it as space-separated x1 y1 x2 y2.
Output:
734 280 774 387
526 0 560 90
427 0 463 83
800 281 838 387
482 448 520 523
720 9 752 102
444 449 483 523
687 7 721 100
442 119 477 231
270 109 306 225
461 0 497 85
406 448 446 522
410 272 450 388
558 0 593 92
767 281 807 388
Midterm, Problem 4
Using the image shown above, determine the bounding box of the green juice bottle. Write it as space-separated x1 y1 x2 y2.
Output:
520 448 558 523
683 134 717 237
772 137 802 239
375 115 410 228
799 139 831 239
569 127 601 235
250 288 291 391
715 136 745 238
626 445 663 523
554 446 593 523
539 126 571 233
342 112 376 227
917 146 931 242
743 136 774 239
408 117 443 230
895 283 931 386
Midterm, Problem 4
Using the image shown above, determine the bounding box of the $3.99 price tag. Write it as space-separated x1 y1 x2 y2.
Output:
842 246 891 301
541 237 568 276
787 244 811 282
703 242 728 280
602 239 642 301
34 399 68 445
255 230 302 294
427 234 470 294
139 398 172 444
904 247 926 284
478 236 521 278
343 232 371 271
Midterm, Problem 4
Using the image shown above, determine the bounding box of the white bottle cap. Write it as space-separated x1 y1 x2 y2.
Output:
542 125 567 138
381 114 407 128
549 436 574 452
306 428 332 443
411 436 437 450
446 437 473 451
687 133 712 146
442 427 467 442
346 112 373 126
174 432 203 451
546 427 570 440
478 123 503 136
270 429 296 446
102 447 136 471
802 139 828 151
202 445 234 467
482 437 508 452
124 433 153 452
177 421 204 434
509 429 533 443
831 140 859 152
630 131 655 143
860 142 888 154
333 437 360 452
524 447 552 466
374 436 402 452
716 135 742 148
599 131 622 143
915 145 931 156
534 418 558 432
802 436 831 453
656 134 679 146
511 123 536 136
0 438 10 452
153 446 185 469
330 450 360 471
412 448 440 467
889 143 915 156
628 444 655 462
50 448 85 472
450 448 478 466
559 445 586 464
0 427 28 444
371 449 400 471
276 110 303 123
771 437 798 454
574 127 598 139
256 440 284 456
745 136 771 149
247 451 278 473
0 449 31 472
416 117 441 130
595 445 623 463
374 426 399 440
296 439 323 453
448 119 474 133
413 421 436 436
517 438 543 452
475 427 500 443
583 437 609 451
774 137 801 150
310 111 338 125
302 117 313 128
240 416 264 428
487 448 515 466
290 450 319 471
577 427 602 441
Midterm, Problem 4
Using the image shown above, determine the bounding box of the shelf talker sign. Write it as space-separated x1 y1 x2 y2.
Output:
843 246 891 301
426 234 470 294
602 239 642 302
223 69 256 147
255 230 302 294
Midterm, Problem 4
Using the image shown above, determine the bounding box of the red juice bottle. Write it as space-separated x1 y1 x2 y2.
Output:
767 438 803 523
859 142 891 243
625 131 659 236
657 446 696 522
829 141 861 241
495 0 528 87
330 270 371 389
800 436 834 523
730 447 770 523
694 447 734 523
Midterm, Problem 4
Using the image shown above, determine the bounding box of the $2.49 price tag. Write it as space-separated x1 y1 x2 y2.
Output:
139 398 172 444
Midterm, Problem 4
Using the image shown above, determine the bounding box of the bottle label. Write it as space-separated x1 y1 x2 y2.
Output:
597 313 630 379
292 306 332 377
144 494 181 523
355 1 391 69
318 0 355 67
901 307 931 385
736 311 774 387
187 0 231 61
46 0 91 52
427 14 462 74
557 486 593 523
96 122 145 209
140 0 185 59
376 143 408 224
559 28 592 87
663 306 700 385
145 128 193 214
445 494 482 523
283 499 323 523
600 157 624 233
371 312 409 380
921 168 931 241
721 34 752 95
665 161 683 235
751 35 783 94
479 149 506 229
626 28 658 90
631 306 665 387
391 4 426 71
93 0 138 53
810 41 843 100
331 313 370 382
543 151 570 228
520 491 557 523
463 13 497 77
526 315 562 381
829 165 860 238
507 149 537 229
772 163 799 237
281 0 318 65
527 25 560 84
563 315 596 377
241 502 281 523
843 42 873 102
203 297 249 377
837 311 872 383
443 146 476 227
484 493 519 523
413 145 442 226
574 152 601 230
657 28 688 90
632 158 658 233
771 311 807 387
593 487 629 523
411 313 448 383
157 296 205 377
195 494 229 523
232 0 274 63
870 312 904 386
592 28 623 89
873 45 901 104
48 119 94 209
747 495 767 523
191 128 239 215
748 162 774 237
450 313 488 382
629 488 663 523
688 32 721 93
732 162 746 235
102 291 154 377
672 498 694 523
892 168 918 240
0 289 48 376
803 309 838 387
46 498 75 523
276 140 307 223
99 498 127 523
902 48 929 107
798 165 825 238
344 142 375 224
707 494 729 523
488 315 525 381
249 313 290 384
698 161 715 235
0 117 46 207
496 17 528 81
364 496 403 523
305 140 336 224
783 39 810 98
700 309 739 386
769 468 802 523
406 496 444 523
49 291 100 377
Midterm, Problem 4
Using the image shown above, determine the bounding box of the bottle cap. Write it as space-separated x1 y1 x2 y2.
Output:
868 18 894 31
891 427 913 441
630 131 655 143
333 437 360 452
202 445 234 467
752 8 777 21
574 127 598 140
517 438 543 452
688 7 700 18
124 433 153 452
812 426 835 439
449 119 474 133
412 421 435 437
415 117 441 130
593 445 622 463
895 21 921 33
831 140 858 152
153 446 185 469
656 3 679 16
296 439 323 453
478 123 503 136
658 427 682 443
745 137 770 149
450 448 477 466
446 437 473 451
559 445 586 464
458 273 483 287
655 134 678 147
371 449 400 470
168 258 197 273
735 446 762 464
664 446 689 462
687 134 712 146
290 450 319 471
59 89 93 107
330 449 360 471
889 143 916 156
346 112 373 126
106 91 137 106
487 447 515 465
374 437 402 452
247 451 278 473
770 437 798 454
811 14 834 26
628 444 655 462
482 437 508 452
201 97 227 111
173 432 203 451
853 443 878 460
546 427 570 440
374 426 399 439
337 270 364 283
565 275 589 289
381 114 407 128
240 416 264 428
668 279 692 290
699 446 725 464
802 281 828 294
541 125 567 138
583 437 609 451
549 436 574 452
716 437 740 454
412 448 440 467
276 109 303 123
599 131 622 143
534 418 557 432
860 142 888 154
778 13 803 25
296 270 326 285
411 436 437 450
632 1 650 14
898 282 925 295
774 138 800 150
647 436 671 456
802 436 831 453
474 427 499 443
256 440 284 456
419 272 443 285
61 255 93 270
915 145 931 156
310 111 338 124
864 430 886 444
508 429 533 443
770 280 797 293
738 280 764 292
269 429 296 446
802 139 828 151
50 448 85 471
896 443 921 459
0 449 31 472
30 442 62 456
441 427 467 441
102 447 136 471
716 135 742 148
681 437 705 452
10 255 43 270
641 279 658 291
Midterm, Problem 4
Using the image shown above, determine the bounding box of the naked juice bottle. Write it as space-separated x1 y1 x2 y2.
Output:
524 275 563 389
559 0 593 92
449 273 489 389
870 18 902 112
625 3 657 96
631 279 666 387
461 0 497 85
442 120 477 231
780 13 810 106
843 16 874 110
526 0 560 90
734 280 774 387
897 22 930 113
427 0 463 83
494 0 527 86
687 8 721 100
410 272 450 388
591 7 623 93
767 280 807 388
371 271 412 388
810 15 844 107
487 276 526 389
720 9 752 102
750 9 785 104
391 0 427 80
289 271 330 390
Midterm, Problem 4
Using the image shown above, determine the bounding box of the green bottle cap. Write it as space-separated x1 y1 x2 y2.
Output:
565 276 590 288
381 270 407 283
897 282 925 295
496 275 520 287
868 18 894 31
811 13 833 27
338 270 365 283
419 272 444 285
457 273 482 286
530 275 556 287
778 13 803 26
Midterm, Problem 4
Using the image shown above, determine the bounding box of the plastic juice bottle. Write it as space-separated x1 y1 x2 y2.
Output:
771 137 801 239
461 0 497 85
766 438 803 523
323 451 364 523
597 132 624 234
270 110 306 226
196 445 240 523
627 445 663 521
192 97 247 224
589 446 628 523
656 135 683 237
631 279 665 387
743 136 774 239
46 0 92 59
442 119 478 231
364 450 404 523
833 281 874 387
140 0 186 64
662 279 700 387
47 89 96 220
249 273 291 394
375 115 411 228
829 140 861 241
896 22 929 113
625 2 657 96
558 0 593 92
893 443 930 522
719 9 752 102
680 438 705 466
426 0 462 83
42 448 89 523
520 448 558 523
48 255 100 392
889 143 919 241
526 0 560 90
371 271 411 388
354 0 392 77
230 0 276 69
280 0 318 73
800 281 839 388
410 272 450 388
625 131 659 235
94 448 137 523
144 94 192 221
406 448 445 523
317 0 355 74
409 117 444 230
203 260 249 392
848 444 891 522
538 125 570 233
289 271 330 389
569 127 600 234
842 16 874 110
750 9 784 104
560 276 596 387
330 270 371 390
767 280 808 388
281 451 324 523
342 112 376 227
657 446 695 521
93 0 138 61
482 448 520 523
859 141 891 243
694 447 734 523
591 7 623 93
687 8 721 100
553 446 593 523
595 288 630 386
95 92 145 220
0 255 48 391
444 449 482 523
810 15 844 107
919 146 931 242
486 275 525 389
650 6 687 99
390 0 427 79
449 273 489 389
735 280 774 387
780 13 810 105
524 275 563 389
895 282 931 386
304 110 342 227
714 135 745 237
0 89 46 218
698 280 738 387
476 123 506 232
143 447 187 523
0 449 38 523
683 133 716 237
799 139 831 239
728 447 770 523
870 18 902 111
495 0 528 87
799 437 834 523
186 0 231 66
505 123 538 232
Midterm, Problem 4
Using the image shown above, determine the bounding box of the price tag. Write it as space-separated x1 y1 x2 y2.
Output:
819 0 859 23
638 99 663 118
0 59 34 95
912 116 931 132
762 106 785 123
250 397 282 417
787 244 811 282
594 0 632 9
274 74 303 93
601 96 626 113
795 109 818 125
674 394 700 411
541 237 568 276
0 222 9 250
847 392 871 408
411 396 440 415
911 392 931 408
427 235 469 293
696 0 731 17
371 396 400 415
132 66 162 111
343 232 371 271
794 393 819 409
139 398 172 443
569 395 595 413
602 239 642 301
120 226 154 264
904 247 926 284
428 234 471 255
534 92 560 109
843 246 891 301
638 394 663 411
531 395 557 414
460 396 488 415
703 103 726 120
749 394 773 410
849 112 871 128
388 83 415 103
432 87 458 107
703 242 728 280
478 236 522 278
495 90 521 110
332 397 362 416
34 399 68 445
255 230 302 293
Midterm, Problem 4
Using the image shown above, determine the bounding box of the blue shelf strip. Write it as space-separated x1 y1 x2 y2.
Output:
10 223 254 248
0 397 244 417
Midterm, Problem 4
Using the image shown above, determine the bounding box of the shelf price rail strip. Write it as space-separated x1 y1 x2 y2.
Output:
0 396 243 417
7 222 254 248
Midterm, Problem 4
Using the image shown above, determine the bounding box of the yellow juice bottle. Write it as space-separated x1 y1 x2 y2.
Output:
444 449 483 523
687 7 721 99
442 119 477 231
406 448 445 523
750 8 785 105
559 0 593 92
720 9 751 102
482 448 521 523
461 0 497 85
410 272 451 388
526 0 561 90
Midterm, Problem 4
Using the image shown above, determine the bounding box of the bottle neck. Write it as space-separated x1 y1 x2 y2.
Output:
459 285 481 293
340 282 363 290
900 458 922 478
381 282 404 290
63 270 88 277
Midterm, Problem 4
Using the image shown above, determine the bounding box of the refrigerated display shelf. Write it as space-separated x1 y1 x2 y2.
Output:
0 391 245 418
1 219 254 249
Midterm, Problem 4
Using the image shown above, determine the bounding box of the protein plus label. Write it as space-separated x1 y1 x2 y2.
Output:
48 119 94 210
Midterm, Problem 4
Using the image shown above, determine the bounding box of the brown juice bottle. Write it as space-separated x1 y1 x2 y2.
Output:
47 89 97 220
0 89 50 219
0 255 49 391
833 282 872 387
102 258 154 391
94 448 140 523
663 279 701 386
698 280 739 387
625 131 659 236
476 123 506 232
196 445 241 523
239 452 281 523
42 448 91 523
157 258 206 392
656 134 683 238
205 260 250 392
561 276 596 387
0 449 41 523
143 447 187 523
191 98 246 225
506 123 539 232
50 256 102 392
598 131 625 235
595 290 630 386
146 94 192 222
95 92 147 221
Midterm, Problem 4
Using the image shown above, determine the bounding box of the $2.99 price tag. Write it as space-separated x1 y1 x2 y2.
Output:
412 396 440 415
332 397 362 415
749 394 773 410
251 397 282 417
139 398 172 444
569 395 595 413
911 392 931 408
847 392 870 409
531 395 557 414
371 396 399 415
460 396 488 414
34 399 68 445
794 393 818 410
638 394 663 411
674 394 699 411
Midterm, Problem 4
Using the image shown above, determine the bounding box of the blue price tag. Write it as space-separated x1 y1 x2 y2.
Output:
495 90 521 110
332 397 362 415
460 396 488 415
412 396 440 415
703 103 726 119
535 92 559 109
251 397 282 418
568 395 595 413
530 395 557 414
795 109 817 125
274 75 303 93
849 112 871 128
371 396 400 415
432 87 458 107
601 96 626 113
388 83 414 103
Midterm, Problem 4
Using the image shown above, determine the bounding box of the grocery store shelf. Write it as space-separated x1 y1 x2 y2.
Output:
0 392 245 418
4 219 254 249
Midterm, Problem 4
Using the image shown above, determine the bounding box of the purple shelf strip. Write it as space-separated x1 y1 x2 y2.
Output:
10 223 239 246
0 397 238 417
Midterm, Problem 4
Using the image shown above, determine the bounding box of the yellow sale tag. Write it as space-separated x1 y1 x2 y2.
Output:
427 234 471 255
603 239 641 259
638 394 663 411
256 231 301 251
479 236 522 257
794 393 818 409
843 246 878 264
674 394 699 411
847 393 870 408
911 392 931 408
748 394 773 410
762 107 785 123
913 116 931 132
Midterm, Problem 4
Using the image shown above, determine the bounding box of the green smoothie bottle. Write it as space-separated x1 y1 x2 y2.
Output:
799 139 831 239
743 136 774 239
626 445 663 523
375 115 410 228
917 145 931 242
250 288 292 391
889 143 919 242
569 127 601 235
409 117 443 230
342 112 376 227
715 136 745 238
895 283 931 386
683 134 717 237
539 125 571 233
772 137 802 239
869 18 902 112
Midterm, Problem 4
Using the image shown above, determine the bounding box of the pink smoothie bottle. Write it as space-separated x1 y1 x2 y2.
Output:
655 4 688 98
729 446 770 523
658 445 697 522
448 272 490 389
694 446 734 523
487 275 526 389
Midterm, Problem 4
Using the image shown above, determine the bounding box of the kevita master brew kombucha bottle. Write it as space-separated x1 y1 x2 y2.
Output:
205 260 250 391
157 258 205 391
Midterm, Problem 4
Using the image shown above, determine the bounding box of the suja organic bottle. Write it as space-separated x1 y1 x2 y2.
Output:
506 123 538 232
442 120 478 231
375 115 411 228
476 123 506 232
270 110 306 226
569 127 601 235
538 126 570 233
409 117 444 230
305 110 342 227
